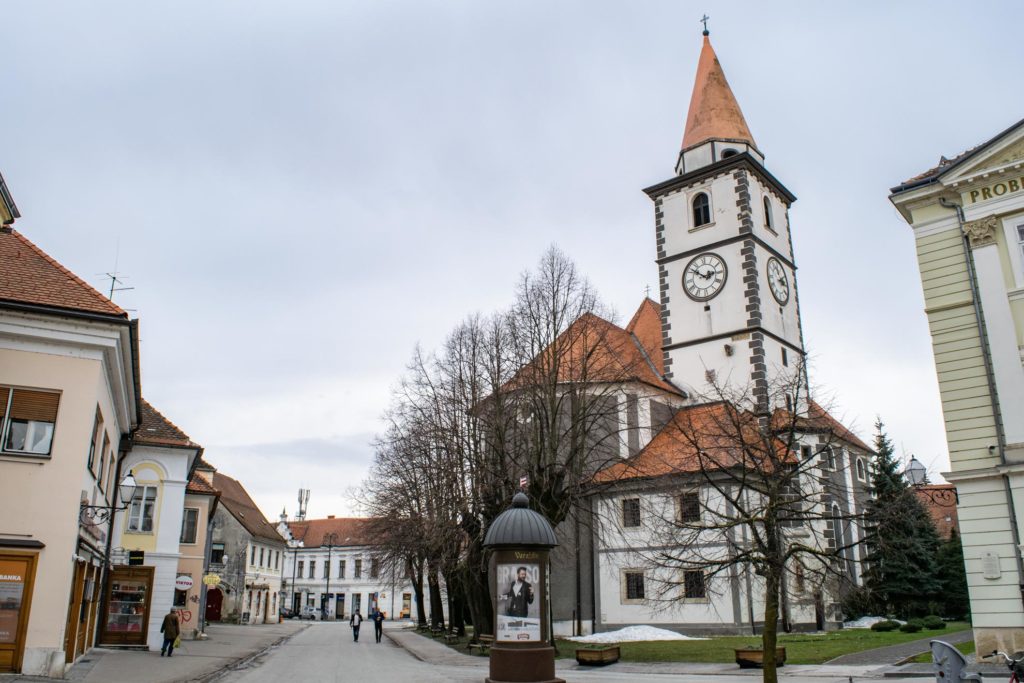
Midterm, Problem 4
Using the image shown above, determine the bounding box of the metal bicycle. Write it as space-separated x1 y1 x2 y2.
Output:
990 650 1024 682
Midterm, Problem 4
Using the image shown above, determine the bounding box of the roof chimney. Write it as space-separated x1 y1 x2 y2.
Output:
327 515 335 519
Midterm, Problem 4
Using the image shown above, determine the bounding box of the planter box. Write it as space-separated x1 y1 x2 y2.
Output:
735 647 786 669
576 645 620 666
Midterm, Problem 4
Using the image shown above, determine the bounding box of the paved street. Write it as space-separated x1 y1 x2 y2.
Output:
215 622 937 683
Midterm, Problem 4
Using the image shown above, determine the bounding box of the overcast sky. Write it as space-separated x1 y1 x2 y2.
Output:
4 1 1023 521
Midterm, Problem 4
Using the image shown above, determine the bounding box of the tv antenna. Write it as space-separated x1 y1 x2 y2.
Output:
297 488 310 521
99 237 135 302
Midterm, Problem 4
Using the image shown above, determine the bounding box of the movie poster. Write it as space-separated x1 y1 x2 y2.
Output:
495 563 540 642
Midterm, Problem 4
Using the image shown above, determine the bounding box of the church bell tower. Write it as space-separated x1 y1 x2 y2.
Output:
645 28 807 413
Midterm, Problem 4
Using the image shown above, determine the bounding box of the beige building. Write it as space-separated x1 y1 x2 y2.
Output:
0 178 141 676
175 460 218 639
891 117 1024 653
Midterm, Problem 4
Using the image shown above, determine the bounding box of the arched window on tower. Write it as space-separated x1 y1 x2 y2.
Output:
692 192 711 227
763 196 774 232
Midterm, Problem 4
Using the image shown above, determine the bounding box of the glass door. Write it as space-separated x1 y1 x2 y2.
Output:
0 554 36 673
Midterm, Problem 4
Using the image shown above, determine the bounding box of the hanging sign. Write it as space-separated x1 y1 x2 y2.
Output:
175 575 194 591
128 550 145 566
202 573 221 586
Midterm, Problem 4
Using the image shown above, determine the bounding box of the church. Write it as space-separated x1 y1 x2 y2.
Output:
543 29 874 636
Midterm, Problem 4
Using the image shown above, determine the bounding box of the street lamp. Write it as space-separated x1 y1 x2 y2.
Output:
322 532 339 620
905 456 928 486
80 473 138 526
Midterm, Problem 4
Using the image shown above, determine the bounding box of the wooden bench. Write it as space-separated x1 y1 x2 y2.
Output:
468 634 494 655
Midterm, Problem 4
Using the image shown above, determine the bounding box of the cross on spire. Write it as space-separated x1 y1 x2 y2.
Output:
700 14 710 36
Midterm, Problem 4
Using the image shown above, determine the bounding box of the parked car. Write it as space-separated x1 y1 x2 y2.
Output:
299 605 319 620
279 606 296 619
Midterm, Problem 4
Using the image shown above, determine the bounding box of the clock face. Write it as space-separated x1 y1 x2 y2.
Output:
767 257 790 305
683 253 727 301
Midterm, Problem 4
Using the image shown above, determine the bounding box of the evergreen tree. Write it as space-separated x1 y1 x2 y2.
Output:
861 418 943 617
936 529 970 619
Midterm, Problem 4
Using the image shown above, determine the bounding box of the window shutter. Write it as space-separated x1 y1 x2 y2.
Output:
0 387 8 417
9 389 60 422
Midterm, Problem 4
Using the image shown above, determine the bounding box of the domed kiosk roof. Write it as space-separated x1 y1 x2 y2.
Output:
483 492 558 548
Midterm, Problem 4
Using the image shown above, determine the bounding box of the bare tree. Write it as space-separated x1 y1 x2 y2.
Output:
600 362 868 683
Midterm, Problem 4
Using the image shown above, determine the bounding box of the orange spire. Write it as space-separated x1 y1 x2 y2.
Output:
681 34 756 151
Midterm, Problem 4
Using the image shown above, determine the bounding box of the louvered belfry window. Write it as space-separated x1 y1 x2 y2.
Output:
1 387 60 456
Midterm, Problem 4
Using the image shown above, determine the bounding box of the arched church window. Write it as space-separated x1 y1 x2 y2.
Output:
763 196 774 231
856 458 866 481
692 192 711 227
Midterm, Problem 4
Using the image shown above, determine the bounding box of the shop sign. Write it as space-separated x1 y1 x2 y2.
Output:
202 574 220 586
0 560 28 644
174 575 194 591
127 551 145 566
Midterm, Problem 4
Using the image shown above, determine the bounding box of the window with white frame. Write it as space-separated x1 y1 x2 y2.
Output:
678 491 701 524
339 559 346 579
180 507 199 544
297 560 304 577
0 387 60 457
1017 223 1024 269
87 411 102 473
683 570 707 599
763 196 774 232
370 558 379 579
127 486 158 532
308 560 316 578
355 559 362 579
211 543 225 564
259 547 265 566
622 570 645 602
622 498 641 528
856 458 866 481
692 192 711 227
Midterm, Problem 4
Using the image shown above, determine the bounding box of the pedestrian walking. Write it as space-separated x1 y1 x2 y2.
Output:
350 609 363 642
373 609 385 643
160 608 180 657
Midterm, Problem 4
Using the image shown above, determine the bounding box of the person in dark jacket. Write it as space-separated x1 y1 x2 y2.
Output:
160 608 180 657
372 609 385 643
350 609 363 642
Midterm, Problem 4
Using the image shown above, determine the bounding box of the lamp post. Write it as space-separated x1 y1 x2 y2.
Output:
906 456 928 487
322 532 339 620
79 473 138 526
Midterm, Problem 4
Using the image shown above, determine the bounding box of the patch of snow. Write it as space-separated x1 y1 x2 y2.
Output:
566 625 706 643
843 616 905 629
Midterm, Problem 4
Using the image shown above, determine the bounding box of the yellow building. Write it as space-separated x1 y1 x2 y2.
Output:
891 117 1024 653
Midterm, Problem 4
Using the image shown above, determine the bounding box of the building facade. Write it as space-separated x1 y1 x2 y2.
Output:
176 462 218 639
207 473 285 624
278 516 416 621
0 188 141 676
101 401 202 651
890 117 1024 654
533 31 872 636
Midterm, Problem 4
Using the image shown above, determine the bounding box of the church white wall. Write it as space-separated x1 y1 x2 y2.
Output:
660 175 743 256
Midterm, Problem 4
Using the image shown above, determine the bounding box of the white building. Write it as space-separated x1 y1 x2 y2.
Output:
890 117 1024 654
538 30 873 635
278 517 416 622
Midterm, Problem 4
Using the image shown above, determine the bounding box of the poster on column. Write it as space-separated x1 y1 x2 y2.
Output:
495 563 540 642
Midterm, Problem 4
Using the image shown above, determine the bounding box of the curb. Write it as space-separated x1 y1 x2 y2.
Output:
191 624 311 683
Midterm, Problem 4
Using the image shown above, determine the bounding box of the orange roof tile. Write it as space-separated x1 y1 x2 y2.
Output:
186 470 218 496
0 228 126 318
625 297 664 376
594 402 794 483
135 399 200 449
286 517 374 548
794 401 872 452
505 300 680 396
682 35 756 151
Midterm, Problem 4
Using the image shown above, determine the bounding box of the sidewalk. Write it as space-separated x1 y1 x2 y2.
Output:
827 628 973 666
385 626 889 679
0 621 307 683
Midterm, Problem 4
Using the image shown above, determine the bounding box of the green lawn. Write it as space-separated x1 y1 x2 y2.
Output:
429 622 970 665
553 622 971 665
909 637 975 664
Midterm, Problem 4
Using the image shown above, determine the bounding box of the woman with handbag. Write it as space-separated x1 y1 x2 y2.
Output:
160 608 181 657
